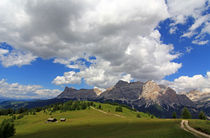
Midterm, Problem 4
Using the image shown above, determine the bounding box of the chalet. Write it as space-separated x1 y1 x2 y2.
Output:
47 118 57 122
60 118 66 122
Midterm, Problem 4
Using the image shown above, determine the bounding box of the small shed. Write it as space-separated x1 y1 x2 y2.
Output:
47 118 57 122
60 118 66 122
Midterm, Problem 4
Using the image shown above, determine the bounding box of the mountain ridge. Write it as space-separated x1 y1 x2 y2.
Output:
56 80 199 118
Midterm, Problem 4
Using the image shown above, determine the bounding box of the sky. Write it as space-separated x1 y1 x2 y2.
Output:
0 0 209 99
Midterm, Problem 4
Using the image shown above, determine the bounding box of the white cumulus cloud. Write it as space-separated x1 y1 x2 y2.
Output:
0 49 37 67
160 72 210 93
167 0 210 45
0 0 190 89
0 79 61 99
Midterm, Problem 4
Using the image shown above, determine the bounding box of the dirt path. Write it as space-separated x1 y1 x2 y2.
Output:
90 106 125 118
181 120 210 138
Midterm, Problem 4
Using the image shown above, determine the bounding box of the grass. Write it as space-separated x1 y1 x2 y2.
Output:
0 102 196 138
189 119 210 135
93 102 150 118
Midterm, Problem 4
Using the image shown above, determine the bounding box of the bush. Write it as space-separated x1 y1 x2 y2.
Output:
0 119 15 138
115 106 123 112
136 114 141 118
12 115 16 120
17 114 24 120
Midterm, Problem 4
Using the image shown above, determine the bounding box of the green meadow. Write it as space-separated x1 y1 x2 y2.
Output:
0 102 203 138
189 119 210 135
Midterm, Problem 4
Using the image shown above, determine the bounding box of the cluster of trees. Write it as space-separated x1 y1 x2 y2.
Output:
172 107 207 120
0 119 15 138
0 107 41 116
0 101 95 117
48 101 95 112
0 107 28 116
104 101 136 111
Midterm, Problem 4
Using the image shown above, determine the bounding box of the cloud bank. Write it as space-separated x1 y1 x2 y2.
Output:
160 72 210 93
0 79 61 99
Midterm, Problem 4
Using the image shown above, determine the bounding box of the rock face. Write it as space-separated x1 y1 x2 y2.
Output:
140 80 162 103
56 80 197 117
99 80 144 101
99 80 194 107
57 87 100 100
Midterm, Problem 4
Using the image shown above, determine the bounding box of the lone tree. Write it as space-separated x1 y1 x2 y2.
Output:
172 112 177 119
0 119 15 138
98 104 102 109
198 111 207 120
181 107 192 119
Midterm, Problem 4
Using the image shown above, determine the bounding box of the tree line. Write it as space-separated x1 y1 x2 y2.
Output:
172 107 207 120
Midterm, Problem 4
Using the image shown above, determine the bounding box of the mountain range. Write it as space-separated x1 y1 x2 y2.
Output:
57 80 207 118
1 80 209 118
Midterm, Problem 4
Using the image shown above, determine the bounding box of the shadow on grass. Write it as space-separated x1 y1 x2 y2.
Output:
13 121 196 138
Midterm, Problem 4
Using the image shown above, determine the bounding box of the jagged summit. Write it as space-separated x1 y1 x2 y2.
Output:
57 87 98 100
115 80 129 88
140 80 161 101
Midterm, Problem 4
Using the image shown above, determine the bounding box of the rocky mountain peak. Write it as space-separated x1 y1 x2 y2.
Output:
57 87 98 100
139 80 161 101
144 80 160 90
115 80 129 88
93 88 102 96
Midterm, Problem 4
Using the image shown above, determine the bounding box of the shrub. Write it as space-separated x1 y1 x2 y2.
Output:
136 114 141 118
17 114 24 120
0 119 15 138
11 115 16 121
115 106 123 112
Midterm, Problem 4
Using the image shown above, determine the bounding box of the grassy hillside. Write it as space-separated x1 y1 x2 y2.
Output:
0 102 196 138
189 119 210 134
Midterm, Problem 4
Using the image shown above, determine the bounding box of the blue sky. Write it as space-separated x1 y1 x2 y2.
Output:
0 0 209 99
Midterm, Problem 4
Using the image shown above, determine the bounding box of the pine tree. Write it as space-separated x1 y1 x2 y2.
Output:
98 104 102 109
0 119 15 138
181 107 191 119
172 112 177 119
198 111 206 120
